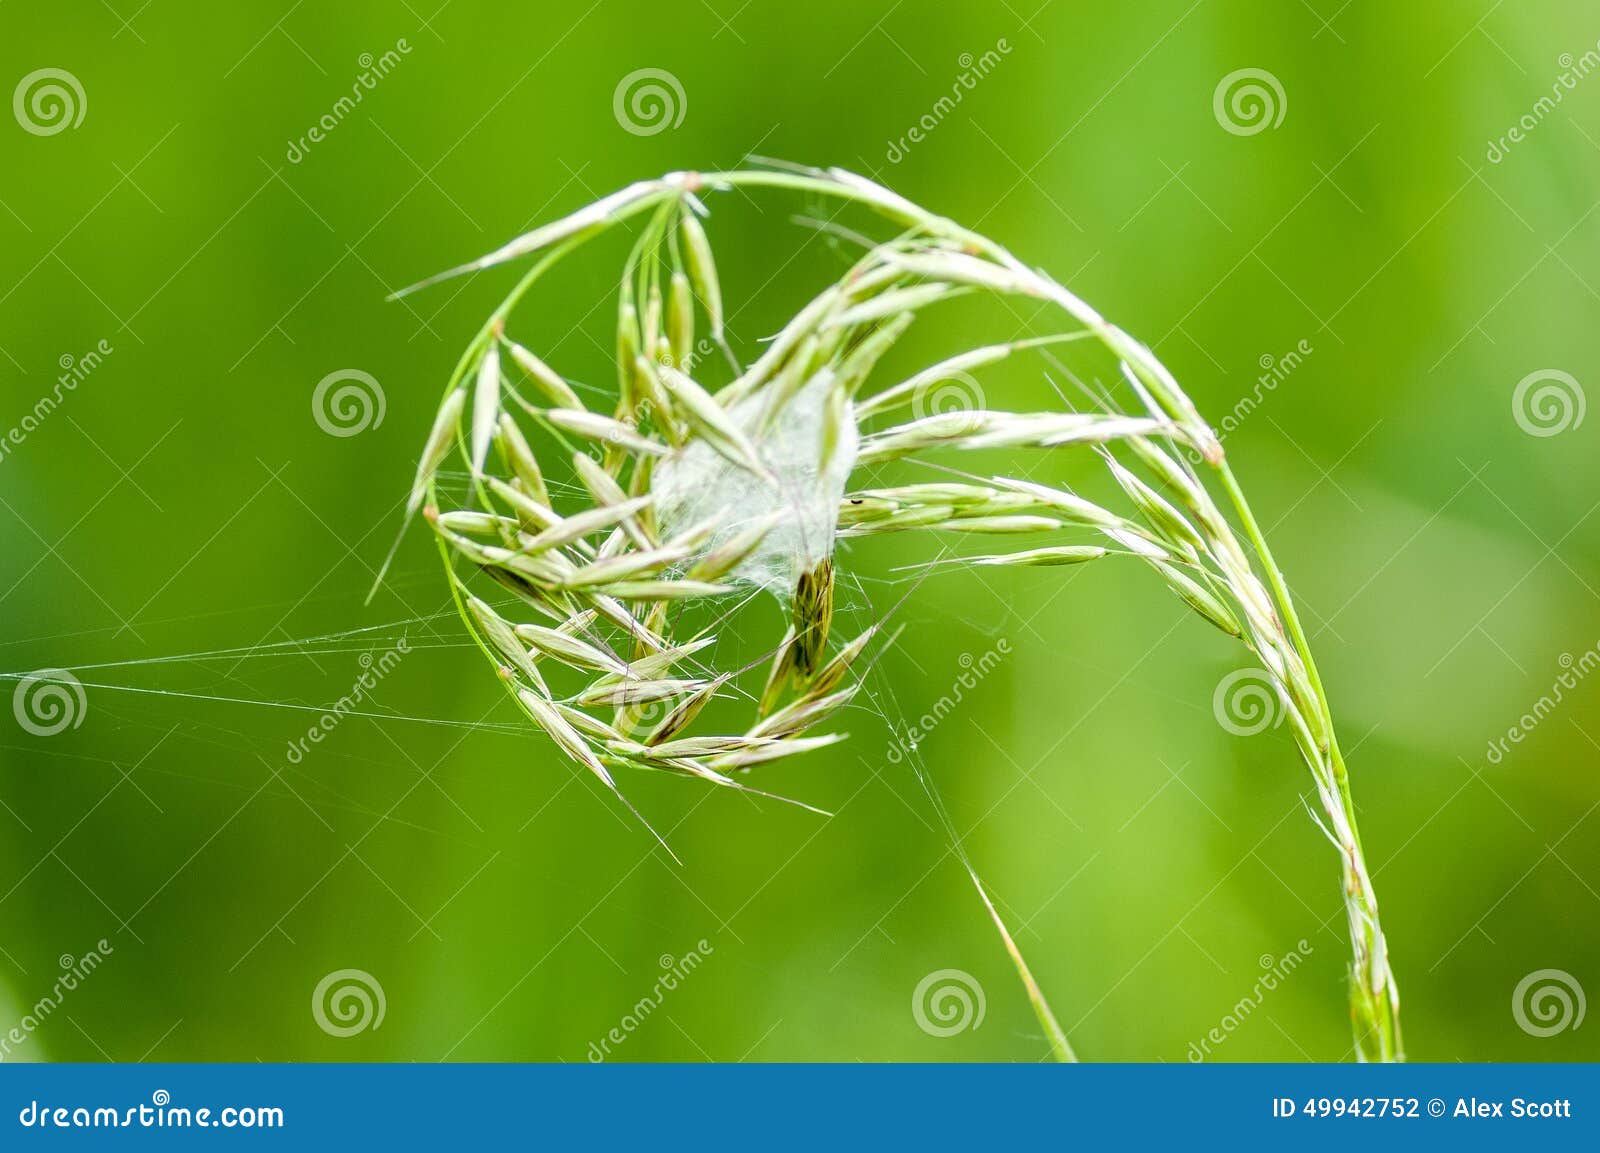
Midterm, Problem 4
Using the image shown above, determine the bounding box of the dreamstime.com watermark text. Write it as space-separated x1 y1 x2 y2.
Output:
585 940 714 1061
0 940 114 1062
1186 339 1312 463
1186 939 1313 1061
1485 644 1600 764
284 642 410 764
285 39 413 163
885 39 1013 164
16 1091 282 1130
1486 41 1600 163
0 340 113 465
886 639 1011 764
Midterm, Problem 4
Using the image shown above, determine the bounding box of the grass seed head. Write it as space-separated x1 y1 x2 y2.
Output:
403 164 1400 1060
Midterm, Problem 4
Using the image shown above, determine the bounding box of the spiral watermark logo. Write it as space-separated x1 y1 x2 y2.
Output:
625 693 680 737
312 369 386 437
912 968 986 1037
1212 68 1286 137
613 68 686 136
1512 369 1584 437
1512 969 1586 1037
12 669 86 736
1212 668 1282 736
910 370 986 421
13 68 86 136
311 968 386 1037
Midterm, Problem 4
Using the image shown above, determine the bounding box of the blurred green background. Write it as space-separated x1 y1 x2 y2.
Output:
1 0 1597 1063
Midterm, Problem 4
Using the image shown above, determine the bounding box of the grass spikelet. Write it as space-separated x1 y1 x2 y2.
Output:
756 334 820 436
937 515 1067 535
789 559 834 678
517 686 615 786
504 336 586 410
759 627 799 716
640 675 727 745
497 413 551 506
828 284 954 329
618 302 644 413
685 512 782 582
1150 560 1242 637
466 596 544 688
485 476 564 536
680 213 723 342
470 343 502 478
393 178 673 296
521 496 652 553
1100 449 1204 561
598 578 732 601
408 388 466 515
577 677 706 709
708 733 847 771
513 622 628 675
544 410 668 457
748 685 858 740
945 546 1107 568
668 270 695 366
807 624 879 698
563 545 691 589
836 312 916 397
435 510 512 536
613 635 717 681
658 365 773 481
